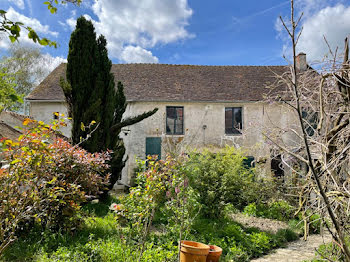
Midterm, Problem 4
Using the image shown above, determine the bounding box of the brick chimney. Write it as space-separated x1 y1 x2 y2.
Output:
296 52 307 71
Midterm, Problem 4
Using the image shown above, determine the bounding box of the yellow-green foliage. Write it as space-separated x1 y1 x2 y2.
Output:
185 146 275 218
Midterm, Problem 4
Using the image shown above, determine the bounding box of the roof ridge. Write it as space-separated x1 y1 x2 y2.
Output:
59 62 288 67
1 110 33 120
112 63 288 67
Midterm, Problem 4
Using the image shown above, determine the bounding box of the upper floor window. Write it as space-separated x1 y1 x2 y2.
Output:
166 106 184 135
225 107 242 134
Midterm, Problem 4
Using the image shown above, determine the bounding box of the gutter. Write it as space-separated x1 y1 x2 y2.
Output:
25 99 66 103
125 100 290 104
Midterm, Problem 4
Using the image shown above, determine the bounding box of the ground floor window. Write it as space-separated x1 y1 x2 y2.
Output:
225 107 242 134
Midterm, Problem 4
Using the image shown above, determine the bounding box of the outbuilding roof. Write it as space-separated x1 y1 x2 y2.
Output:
27 63 289 102
0 121 22 140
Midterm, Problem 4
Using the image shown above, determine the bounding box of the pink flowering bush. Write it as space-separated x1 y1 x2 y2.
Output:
0 118 110 254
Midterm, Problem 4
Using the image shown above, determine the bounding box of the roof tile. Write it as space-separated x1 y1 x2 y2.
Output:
27 63 289 102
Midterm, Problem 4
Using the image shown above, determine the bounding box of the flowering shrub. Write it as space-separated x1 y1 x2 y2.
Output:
110 154 199 260
0 118 110 254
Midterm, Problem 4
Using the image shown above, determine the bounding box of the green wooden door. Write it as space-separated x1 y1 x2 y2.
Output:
146 137 161 160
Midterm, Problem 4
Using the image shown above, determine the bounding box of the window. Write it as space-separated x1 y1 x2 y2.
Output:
225 107 242 134
271 155 284 178
166 106 184 135
53 112 59 120
243 156 255 168
302 109 318 136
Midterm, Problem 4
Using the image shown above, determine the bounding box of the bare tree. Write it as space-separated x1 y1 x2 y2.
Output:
265 0 350 260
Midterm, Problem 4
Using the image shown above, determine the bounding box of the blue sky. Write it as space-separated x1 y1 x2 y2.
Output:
1 0 350 70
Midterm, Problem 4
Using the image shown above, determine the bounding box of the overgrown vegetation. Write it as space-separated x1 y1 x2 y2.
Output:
266 0 350 259
1 145 302 261
185 146 279 218
1 198 298 262
0 118 109 254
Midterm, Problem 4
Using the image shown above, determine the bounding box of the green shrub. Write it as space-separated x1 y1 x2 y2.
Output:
308 214 321 234
243 200 295 221
243 203 259 217
190 216 298 261
310 241 345 262
227 244 249 262
249 232 271 256
274 228 299 243
268 201 294 221
185 146 277 218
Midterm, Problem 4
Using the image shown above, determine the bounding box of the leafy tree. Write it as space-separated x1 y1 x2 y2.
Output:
0 10 56 47
44 0 82 14
0 66 21 113
64 16 158 190
1 45 51 95
0 0 82 47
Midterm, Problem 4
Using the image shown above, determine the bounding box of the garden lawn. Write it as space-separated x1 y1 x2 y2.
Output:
1 199 299 262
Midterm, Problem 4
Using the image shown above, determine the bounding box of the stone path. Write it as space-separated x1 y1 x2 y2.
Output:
231 213 289 234
251 233 332 262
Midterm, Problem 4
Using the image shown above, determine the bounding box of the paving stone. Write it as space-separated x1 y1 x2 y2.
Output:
251 233 332 262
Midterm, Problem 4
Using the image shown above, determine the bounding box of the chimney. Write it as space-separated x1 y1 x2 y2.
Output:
296 52 307 71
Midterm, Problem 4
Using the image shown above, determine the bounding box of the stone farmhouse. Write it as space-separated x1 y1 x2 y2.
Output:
26 55 307 185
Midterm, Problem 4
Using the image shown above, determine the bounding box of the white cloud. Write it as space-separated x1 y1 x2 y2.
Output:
66 17 77 30
0 34 11 50
6 7 58 37
34 54 67 84
0 8 59 50
120 46 159 63
91 0 193 47
297 4 350 61
75 0 193 63
40 53 67 73
276 2 350 62
58 21 66 27
66 15 91 30
64 0 193 63
9 0 25 9
295 0 345 17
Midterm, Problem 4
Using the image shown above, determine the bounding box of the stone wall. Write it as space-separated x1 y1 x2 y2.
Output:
121 101 299 184
29 101 71 138
28 100 299 185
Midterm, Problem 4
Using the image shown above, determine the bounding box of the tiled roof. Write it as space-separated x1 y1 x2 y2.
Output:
0 111 32 121
0 121 22 140
26 64 66 101
27 63 289 102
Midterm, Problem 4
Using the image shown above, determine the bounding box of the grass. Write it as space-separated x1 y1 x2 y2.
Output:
1 199 299 262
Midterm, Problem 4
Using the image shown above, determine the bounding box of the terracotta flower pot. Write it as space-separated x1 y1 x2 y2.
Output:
206 245 222 262
180 240 210 262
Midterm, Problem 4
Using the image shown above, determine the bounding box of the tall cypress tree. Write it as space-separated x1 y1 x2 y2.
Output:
65 16 101 149
64 16 158 189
